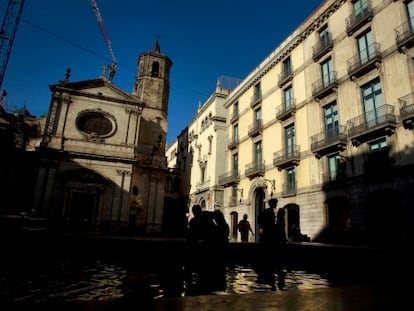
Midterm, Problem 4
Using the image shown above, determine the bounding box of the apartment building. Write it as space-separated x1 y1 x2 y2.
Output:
187 81 230 211
166 78 238 234
167 0 414 245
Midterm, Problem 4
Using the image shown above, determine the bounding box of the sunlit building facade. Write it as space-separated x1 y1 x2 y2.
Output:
169 0 414 244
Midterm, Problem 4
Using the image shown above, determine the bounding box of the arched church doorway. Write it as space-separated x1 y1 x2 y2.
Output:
63 169 107 232
254 187 266 241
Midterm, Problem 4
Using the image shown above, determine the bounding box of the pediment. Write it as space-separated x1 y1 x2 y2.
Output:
49 78 140 104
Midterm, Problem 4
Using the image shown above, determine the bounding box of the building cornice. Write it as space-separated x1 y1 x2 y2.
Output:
225 0 346 107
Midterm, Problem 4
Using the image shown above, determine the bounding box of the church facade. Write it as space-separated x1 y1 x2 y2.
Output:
32 41 172 234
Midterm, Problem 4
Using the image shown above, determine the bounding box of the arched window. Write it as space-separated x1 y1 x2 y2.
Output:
151 61 159 77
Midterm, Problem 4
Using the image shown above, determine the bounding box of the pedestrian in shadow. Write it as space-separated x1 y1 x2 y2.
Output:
187 204 215 244
211 209 230 244
258 198 278 242
238 214 254 242
209 209 229 270
186 207 229 295
275 207 288 243
186 205 214 289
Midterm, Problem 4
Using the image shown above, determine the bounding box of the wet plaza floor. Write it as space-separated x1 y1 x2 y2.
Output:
153 282 413 311
1 233 413 310
2 259 412 310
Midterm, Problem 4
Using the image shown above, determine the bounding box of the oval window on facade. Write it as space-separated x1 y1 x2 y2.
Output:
76 110 116 137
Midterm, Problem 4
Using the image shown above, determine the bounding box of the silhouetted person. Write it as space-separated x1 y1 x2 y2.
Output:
186 205 213 287
211 209 230 243
187 204 216 243
186 207 229 295
275 207 288 243
238 213 254 242
199 210 228 294
258 198 278 242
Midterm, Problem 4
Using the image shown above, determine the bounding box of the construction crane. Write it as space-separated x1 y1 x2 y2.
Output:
89 0 117 82
0 0 25 93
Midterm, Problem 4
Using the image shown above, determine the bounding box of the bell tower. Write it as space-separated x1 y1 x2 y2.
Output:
130 40 173 234
132 39 172 151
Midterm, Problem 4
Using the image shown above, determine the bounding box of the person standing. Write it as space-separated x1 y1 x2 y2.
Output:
238 214 254 242
257 198 278 242
187 204 215 243
275 207 288 243
211 209 230 243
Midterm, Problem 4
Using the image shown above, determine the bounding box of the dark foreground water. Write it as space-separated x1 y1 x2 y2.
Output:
2 233 412 309
0 255 393 309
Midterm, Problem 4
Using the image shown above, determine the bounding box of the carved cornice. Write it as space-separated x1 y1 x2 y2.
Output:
125 106 143 115
226 0 346 107
117 169 132 176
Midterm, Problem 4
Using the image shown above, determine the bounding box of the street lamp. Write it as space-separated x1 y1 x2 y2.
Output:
236 188 243 204
262 178 275 197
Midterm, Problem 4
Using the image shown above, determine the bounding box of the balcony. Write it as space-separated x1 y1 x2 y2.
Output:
347 43 382 79
228 196 238 207
395 20 414 52
312 33 334 62
276 100 296 121
399 92 414 129
245 161 265 179
312 71 338 100
278 69 293 88
273 145 301 171
346 2 374 36
250 93 262 108
227 137 239 150
248 119 263 137
230 110 239 124
218 170 240 187
196 178 210 191
311 125 347 159
347 104 397 146
281 182 296 197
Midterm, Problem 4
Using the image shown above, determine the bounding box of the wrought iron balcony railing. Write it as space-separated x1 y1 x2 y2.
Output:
346 1 373 36
248 119 263 137
311 125 347 158
250 93 262 108
312 71 338 100
395 19 414 51
312 33 334 61
218 170 240 187
347 104 397 146
273 145 301 170
276 99 296 121
245 160 265 179
278 68 293 87
227 137 239 150
230 110 239 123
347 43 382 78
399 92 414 129
282 182 296 197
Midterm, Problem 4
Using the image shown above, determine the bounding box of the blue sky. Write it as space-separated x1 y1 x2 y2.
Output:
1 0 321 146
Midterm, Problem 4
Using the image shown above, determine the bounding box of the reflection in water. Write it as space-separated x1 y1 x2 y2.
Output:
1 260 128 304
225 265 330 295
1 259 333 306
